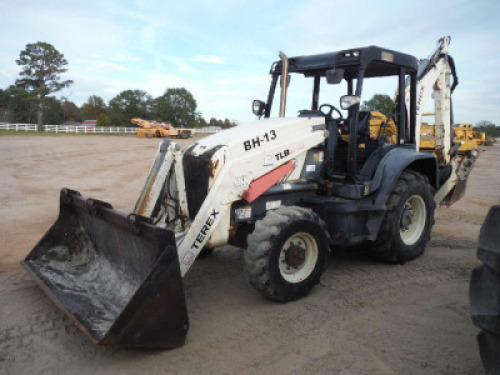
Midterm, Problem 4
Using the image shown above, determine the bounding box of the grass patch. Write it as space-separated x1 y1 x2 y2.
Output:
0 129 72 136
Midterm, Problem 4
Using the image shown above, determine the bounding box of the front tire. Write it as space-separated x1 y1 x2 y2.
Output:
370 170 435 263
244 206 330 302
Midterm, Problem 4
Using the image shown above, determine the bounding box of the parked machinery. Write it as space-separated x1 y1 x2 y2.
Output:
454 123 480 153
132 117 192 139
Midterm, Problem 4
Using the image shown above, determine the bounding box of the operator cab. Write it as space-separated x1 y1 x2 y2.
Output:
253 46 419 198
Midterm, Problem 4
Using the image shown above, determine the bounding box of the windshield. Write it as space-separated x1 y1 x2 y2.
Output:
267 74 349 118
267 72 400 118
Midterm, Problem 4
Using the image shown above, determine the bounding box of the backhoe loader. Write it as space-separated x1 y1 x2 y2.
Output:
23 37 477 348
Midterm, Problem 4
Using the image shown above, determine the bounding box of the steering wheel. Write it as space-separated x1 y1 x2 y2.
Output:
319 104 343 119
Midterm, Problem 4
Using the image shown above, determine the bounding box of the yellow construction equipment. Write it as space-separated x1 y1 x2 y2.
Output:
367 113 481 154
473 130 487 145
485 136 497 146
368 115 486 157
132 118 192 139
368 116 482 154
367 110 397 144
418 113 437 150
472 129 496 146
341 111 396 145
454 123 480 152
367 112 434 148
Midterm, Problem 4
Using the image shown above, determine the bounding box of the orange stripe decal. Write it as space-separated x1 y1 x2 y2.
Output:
242 161 294 203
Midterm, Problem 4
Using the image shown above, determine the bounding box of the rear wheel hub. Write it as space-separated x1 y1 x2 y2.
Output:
400 204 414 230
399 195 426 246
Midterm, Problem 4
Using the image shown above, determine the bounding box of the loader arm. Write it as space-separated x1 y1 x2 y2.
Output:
135 117 327 275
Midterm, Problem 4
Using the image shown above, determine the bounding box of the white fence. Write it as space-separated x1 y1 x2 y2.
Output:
44 125 137 134
0 123 221 135
0 123 38 131
0 123 136 134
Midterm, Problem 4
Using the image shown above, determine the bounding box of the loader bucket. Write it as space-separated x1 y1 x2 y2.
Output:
22 188 189 348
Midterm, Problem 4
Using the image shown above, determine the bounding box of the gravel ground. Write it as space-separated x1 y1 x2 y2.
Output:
0 134 498 374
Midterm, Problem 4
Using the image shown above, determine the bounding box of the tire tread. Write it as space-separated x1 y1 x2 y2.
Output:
370 170 435 263
244 206 330 301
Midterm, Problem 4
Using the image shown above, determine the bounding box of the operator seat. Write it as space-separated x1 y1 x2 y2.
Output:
357 111 372 139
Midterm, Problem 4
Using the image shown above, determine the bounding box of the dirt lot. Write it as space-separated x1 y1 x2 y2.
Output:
0 134 498 374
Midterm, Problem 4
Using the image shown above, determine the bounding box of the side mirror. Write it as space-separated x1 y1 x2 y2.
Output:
340 95 360 110
326 68 344 84
252 100 266 117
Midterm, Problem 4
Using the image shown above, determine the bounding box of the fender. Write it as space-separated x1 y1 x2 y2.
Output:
370 147 438 205
363 147 438 238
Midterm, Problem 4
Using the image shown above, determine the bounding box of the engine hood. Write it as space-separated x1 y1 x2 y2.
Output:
189 117 325 157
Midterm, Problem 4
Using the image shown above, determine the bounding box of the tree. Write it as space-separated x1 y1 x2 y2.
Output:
97 113 111 126
81 95 107 120
109 89 153 126
198 117 208 128
209 117 219 127
361 94 394 118
62 100 82 122
1 85 39 123
42 96 64 125
475 120 500 138
0 89 14 123
15 42 73 131
154 88 198 127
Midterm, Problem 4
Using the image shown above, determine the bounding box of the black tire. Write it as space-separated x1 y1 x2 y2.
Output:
244 206 331 302
197 246 215 259
370 170 435 263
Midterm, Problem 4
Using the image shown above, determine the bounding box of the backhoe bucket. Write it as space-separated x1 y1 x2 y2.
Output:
22 189 189 348
441 179 467 207
440 150 479 207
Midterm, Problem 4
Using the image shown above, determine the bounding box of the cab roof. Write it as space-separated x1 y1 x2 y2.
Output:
271 46 418 79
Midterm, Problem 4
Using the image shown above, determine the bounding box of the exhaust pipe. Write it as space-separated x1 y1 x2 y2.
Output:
279 51 289 118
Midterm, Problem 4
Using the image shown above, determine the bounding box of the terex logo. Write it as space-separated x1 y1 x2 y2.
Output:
191 209 219 250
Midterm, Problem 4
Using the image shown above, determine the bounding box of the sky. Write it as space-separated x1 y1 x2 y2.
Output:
1 0 499 124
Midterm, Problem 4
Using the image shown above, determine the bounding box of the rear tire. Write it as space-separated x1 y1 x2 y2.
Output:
244 206 330 302
370 170 435 263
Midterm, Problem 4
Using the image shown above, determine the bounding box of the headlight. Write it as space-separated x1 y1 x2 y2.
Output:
252 100 265 116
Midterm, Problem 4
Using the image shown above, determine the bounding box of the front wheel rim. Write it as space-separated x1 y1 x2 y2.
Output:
279 232 319 283
399 195 426 246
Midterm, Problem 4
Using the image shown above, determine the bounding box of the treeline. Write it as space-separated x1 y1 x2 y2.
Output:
0 86 236 128
474 121 500 138
2 41 235 129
